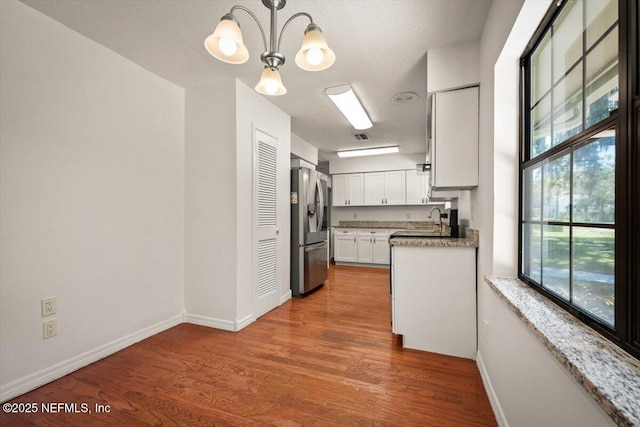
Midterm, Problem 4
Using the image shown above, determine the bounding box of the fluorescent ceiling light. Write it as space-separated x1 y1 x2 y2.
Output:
337 146 399 158
325 85 373 130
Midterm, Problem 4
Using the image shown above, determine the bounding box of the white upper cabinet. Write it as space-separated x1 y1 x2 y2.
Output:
405 169 432 205
384 171 406 205
428 86 479 190
332 175 347 206
364 171 406 205
333 173 364 206
363 172 384 205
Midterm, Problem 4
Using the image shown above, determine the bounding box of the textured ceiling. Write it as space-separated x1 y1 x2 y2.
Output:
20 0 491 160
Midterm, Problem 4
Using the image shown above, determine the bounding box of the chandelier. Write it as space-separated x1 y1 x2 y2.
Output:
204 0 336 96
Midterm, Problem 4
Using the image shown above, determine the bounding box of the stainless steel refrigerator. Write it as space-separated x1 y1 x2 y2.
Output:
291 167 329 296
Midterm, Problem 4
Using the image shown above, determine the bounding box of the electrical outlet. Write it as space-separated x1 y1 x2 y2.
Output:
41 297 57 316
43 319 57 339
406 213 411 219
353 213 357 219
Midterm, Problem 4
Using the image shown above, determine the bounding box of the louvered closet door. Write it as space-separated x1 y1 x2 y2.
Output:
254 129 279 318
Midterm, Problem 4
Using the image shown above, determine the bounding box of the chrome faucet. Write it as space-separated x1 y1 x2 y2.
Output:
429 207 443 236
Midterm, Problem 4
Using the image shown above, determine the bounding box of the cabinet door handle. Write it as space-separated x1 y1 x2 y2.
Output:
374 237 376 243
353 237 356 242
370 237 372 243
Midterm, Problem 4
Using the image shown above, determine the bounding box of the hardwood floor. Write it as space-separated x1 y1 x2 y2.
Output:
1 265 497 426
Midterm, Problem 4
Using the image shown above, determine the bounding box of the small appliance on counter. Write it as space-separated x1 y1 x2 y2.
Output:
290 167 329 296
443 208 459 238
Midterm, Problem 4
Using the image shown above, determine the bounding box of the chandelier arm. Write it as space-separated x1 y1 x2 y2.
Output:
229 5 268 52
276 12 313 52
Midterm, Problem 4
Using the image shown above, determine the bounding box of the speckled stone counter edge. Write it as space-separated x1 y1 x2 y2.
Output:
336 220 441 230
389 228 479 248
485 276 640 427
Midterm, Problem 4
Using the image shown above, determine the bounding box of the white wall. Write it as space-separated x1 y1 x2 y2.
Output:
235 80 292 320
184 79 291 329
427 41 480 93
291 132 318 165
185 80 237 323
329 153 426 174
478 288 615 427
475 1 617 425
0 0 184 399
331 205 444 225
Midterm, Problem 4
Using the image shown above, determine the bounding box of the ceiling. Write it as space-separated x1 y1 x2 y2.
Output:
20 0 491 161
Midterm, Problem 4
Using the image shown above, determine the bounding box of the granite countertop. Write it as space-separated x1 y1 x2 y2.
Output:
335 221 441 231
485 276 640 427
389 228 479 248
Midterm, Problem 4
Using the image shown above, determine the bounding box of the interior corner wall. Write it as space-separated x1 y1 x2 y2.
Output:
185 79 238 325
291 132 318 165
472 0 524 290
0 0 185 399
235 80 292 322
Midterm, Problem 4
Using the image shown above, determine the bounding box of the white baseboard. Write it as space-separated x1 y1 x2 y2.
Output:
185 313 235 331
279 290 292 305
0 314 184 403
334 261 389 269
235 314 254 331
476 351 508 427
185 312 255 332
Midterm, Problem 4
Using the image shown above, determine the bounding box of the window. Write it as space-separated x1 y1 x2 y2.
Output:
520 0 639 358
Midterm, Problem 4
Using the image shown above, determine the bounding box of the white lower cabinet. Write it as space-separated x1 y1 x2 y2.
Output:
392 244 476 359
334 228 390 266
334 229 358 262
357 234 375 263
372 233 390 264
356 229 390 264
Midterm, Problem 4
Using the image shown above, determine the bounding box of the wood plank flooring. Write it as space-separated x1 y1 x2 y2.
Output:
1 265 497 426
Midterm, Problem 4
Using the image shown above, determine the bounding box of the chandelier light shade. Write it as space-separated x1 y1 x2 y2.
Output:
295 24 336 71
255 67 287 96
204 15 249 64
204 0 335 96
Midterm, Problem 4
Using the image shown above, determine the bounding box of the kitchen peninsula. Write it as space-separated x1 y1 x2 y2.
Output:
390 228 479 359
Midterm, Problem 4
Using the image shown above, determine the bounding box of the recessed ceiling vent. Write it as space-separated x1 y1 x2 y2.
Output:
353 133 370 141
392 92 419 104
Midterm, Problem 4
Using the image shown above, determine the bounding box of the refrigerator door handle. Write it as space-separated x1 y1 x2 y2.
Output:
304 241 328 252
316 177 324 233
